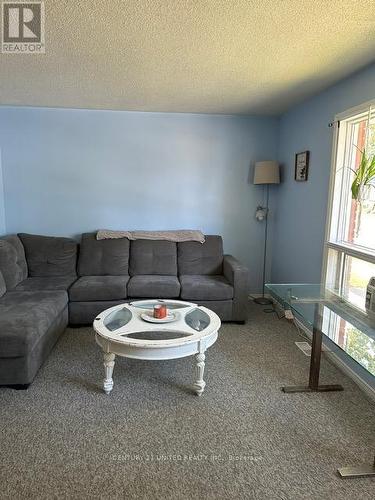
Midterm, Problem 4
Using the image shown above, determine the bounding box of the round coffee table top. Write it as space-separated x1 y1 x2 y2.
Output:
93 299 221 348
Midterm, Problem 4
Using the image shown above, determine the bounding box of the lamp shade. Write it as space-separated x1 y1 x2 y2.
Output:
253 161 280 185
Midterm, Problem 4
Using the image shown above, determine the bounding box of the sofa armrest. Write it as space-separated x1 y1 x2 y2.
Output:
223 255 249 321
223 255 248 285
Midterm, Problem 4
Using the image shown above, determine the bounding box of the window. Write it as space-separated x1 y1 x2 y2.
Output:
321 308 375 375
323 102 375 313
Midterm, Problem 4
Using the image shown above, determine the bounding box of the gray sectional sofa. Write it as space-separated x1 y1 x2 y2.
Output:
0 232 249 387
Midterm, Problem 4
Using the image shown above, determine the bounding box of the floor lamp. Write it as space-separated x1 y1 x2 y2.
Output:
253 161 280 305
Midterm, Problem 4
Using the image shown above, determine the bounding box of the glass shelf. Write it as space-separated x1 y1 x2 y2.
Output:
103 307 132 332
266 283 375 377
185 308 211 332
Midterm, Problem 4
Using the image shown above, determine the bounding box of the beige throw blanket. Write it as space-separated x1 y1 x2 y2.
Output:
96 229 205 243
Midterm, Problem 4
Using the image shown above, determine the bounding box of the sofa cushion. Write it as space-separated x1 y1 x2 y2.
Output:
2 235 28 279
180 275 233 301
0 270 6 297
178 236 223 275
0 237 27 289
0 291 68 358
69 300 125 325
15 276 77 292
19 233 78 277
78 233 130 276
69 275 129 302
129 240 177 276
128 275 180 298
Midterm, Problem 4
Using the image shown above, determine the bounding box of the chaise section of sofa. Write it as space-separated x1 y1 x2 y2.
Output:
0 234 77 387
0 290 68 386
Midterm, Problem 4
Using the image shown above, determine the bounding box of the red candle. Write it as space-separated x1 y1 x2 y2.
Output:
154 304 167 319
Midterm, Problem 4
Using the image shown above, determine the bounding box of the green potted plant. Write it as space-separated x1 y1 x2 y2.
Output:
350 149 375 236
351 149 375 202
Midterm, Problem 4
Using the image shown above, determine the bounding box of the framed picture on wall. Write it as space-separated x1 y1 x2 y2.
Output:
295 151 310 181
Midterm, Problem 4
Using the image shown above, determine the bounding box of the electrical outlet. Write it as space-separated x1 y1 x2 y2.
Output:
295 341 329 355
285 309 294 320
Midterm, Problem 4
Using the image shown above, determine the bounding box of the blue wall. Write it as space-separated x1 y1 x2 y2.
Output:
272 62 375 283
0 152 5 235
2 63 374 293
0 107 278 290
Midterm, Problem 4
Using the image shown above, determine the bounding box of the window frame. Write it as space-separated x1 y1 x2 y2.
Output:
321 99 375 311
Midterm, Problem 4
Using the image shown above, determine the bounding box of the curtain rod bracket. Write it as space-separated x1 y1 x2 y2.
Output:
328 120 340 128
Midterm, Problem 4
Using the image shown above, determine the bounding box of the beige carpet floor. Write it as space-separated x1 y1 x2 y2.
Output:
0 302 374 499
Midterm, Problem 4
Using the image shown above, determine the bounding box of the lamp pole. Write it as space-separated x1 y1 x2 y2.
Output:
254 184 272 305
252 160 280 305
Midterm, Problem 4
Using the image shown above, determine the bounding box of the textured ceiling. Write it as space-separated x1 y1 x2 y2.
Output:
1 0 375 115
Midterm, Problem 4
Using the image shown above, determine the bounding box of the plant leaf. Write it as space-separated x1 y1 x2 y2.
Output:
350 149 375 200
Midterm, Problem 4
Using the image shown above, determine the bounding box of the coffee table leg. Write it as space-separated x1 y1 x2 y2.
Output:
193 353 206 396
103 352 115 395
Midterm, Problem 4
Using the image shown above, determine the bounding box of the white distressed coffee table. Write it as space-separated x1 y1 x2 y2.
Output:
93 300 221 396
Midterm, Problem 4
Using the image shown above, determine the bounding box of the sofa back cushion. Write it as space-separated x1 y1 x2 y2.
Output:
178 235 223 275
78 233 130 276
19 233 78 277
129 240 177 276
3 234 28 279
0 235 28 289
0 270 6 297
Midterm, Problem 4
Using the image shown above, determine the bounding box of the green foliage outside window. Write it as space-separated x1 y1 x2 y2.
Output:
345 326 375 376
